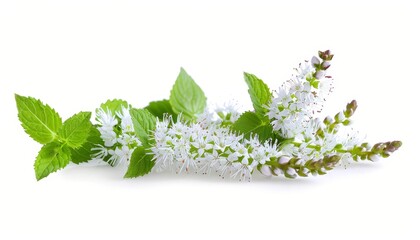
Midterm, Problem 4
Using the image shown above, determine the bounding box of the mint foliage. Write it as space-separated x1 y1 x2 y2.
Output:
243 73 272 118
129 108 156 146
34 142 71 181
145 99 176 120
70 127 103 164
98 99 130 115
232 111 274 142
170 68 206 120
124 146 155 178
58 112 92 149
15 94 62 144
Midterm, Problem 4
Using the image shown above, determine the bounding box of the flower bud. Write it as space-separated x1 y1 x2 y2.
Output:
315 70 326 79
319 50 334 61
345 100 358 117
372 143 385 153
286 168 297 178
260 165 272 176
278 156 291 164
324 116 334 125
273 168 283 176
335 111 345 122
311 56 320 67
369 154 380 162
321 61 331 70
385 144 396 153
391 141 402 149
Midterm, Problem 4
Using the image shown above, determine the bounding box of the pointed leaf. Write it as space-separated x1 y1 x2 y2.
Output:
34 142 71 180
232 111 274 142
169 68 206 120
243 73 271 118
145 99 176 120
15 94 62 144
70 127 104 164
130 108 156 146
124 146 155 178
98 99 130 116
58 111 92 148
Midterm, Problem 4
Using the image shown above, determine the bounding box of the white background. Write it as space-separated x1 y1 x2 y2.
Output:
0 0 418 239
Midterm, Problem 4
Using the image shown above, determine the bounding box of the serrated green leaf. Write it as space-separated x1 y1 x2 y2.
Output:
243 73 272 118
232 111 274 142
169 68 206 120
15 94 62 144
145 99 176 120
58 111 92 148
98 99 130 116
34 142 71 180
70 127 104 164
130 108 156 146
124 146 155 178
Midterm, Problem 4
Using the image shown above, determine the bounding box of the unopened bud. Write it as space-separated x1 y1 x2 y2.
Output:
315 70 326 79
369 154 380 162
319 50 334 61
311 56 320 67
278 156 291 164
260 165 272 177
346 100 358 117
273 168 283 176
286 168 297 178
373 143 385 152
321 61 331 70
385 144 397 153
391 141 402 149
384 141 402 153
335 111 345 122
324 116 334 125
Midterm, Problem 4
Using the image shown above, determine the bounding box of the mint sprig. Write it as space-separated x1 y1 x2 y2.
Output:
16 95 95 180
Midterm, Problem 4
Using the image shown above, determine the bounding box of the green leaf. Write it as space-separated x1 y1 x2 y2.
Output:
34 142 71 180
58 111 92 148
243 73 272 118
15 94 62 144
145 99 176 120
232 111 274 142
169 68 206 120
130 108 156 146
70 127 104 164
124 146 155 178
98 99 129 115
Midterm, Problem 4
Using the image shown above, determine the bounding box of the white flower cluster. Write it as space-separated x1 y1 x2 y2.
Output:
267 58 332 139
89 51 386 181
150 113 280 181
93 107 141 166
263 52 363 175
